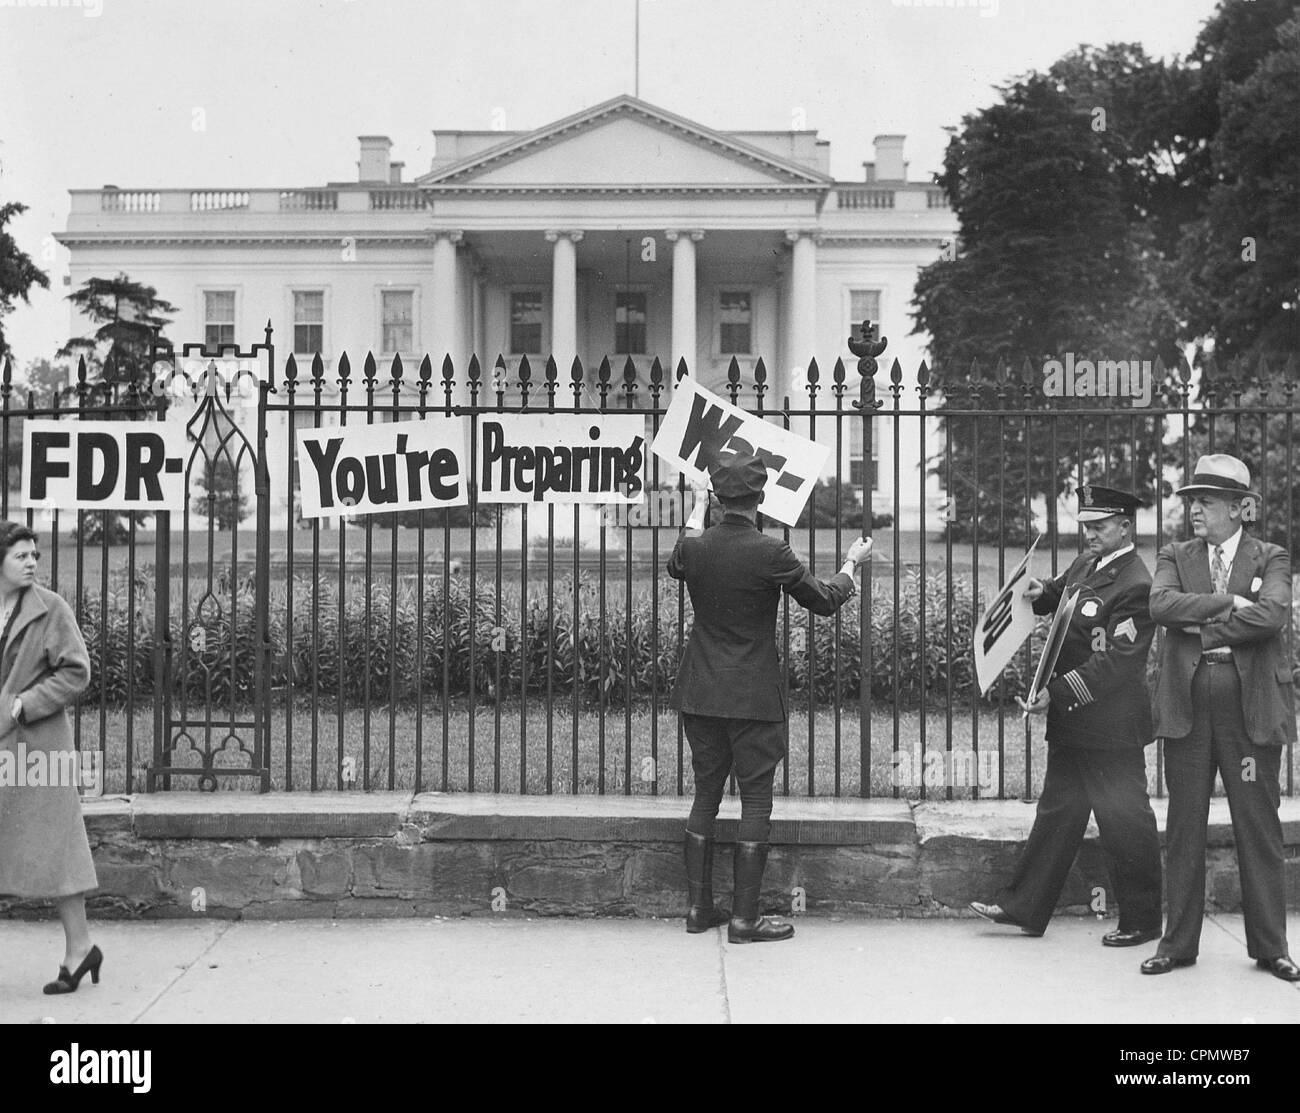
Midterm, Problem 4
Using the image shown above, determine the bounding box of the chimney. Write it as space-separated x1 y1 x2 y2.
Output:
358 136 393 183
872 135 906 182
389 161 404 185
861 161 875 183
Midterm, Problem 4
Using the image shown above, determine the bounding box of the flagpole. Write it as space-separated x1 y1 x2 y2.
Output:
634 0 640 97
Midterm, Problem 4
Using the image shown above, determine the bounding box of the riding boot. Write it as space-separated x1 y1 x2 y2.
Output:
728 841 794 943
684 831 730 933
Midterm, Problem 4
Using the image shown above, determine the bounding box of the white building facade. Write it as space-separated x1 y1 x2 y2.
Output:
58 96 955 528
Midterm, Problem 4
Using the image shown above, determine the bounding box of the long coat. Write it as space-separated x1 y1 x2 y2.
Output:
667 512 856 721
1031 548 1156 748
1149 534 1296 745
0 584 98 898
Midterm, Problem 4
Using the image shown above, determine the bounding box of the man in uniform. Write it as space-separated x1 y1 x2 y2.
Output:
668 453 871 943
971 484 1163 944
1142 454 1299 980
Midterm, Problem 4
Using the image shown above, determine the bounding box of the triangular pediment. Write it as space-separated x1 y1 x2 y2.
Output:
418 96 830 190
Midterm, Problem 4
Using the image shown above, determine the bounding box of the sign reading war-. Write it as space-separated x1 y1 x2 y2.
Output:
650 377 829 527
22 420 190 512
296 420 468 519
477 415 645 504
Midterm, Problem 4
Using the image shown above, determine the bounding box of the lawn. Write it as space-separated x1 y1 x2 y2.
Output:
74 697 1297 802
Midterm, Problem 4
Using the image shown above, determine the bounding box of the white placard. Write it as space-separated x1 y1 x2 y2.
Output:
477 414 646 504
974 536 1041 695
650 377 829 527
22 420 190 512
296 419 468 519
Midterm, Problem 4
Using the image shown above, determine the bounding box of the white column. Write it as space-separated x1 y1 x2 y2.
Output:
785 230 817 388
546 230 583 370
430 230 462 364
667 230 703 376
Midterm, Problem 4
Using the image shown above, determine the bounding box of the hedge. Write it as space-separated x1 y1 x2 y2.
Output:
73 573 1300 709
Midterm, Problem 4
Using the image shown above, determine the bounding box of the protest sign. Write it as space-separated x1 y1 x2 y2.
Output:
296 419 468 519
22 420 190 512
650 376 829 526
1024 585 1080 715
477 415 646 504
974 535 1041 695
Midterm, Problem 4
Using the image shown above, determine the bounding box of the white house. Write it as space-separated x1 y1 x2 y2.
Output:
57 95 956 529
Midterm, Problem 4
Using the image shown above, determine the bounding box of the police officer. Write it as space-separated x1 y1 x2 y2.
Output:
668 453 871 943
970 484 1163 944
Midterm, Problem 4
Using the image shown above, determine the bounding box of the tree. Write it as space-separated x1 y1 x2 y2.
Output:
0 201 50 362
1172 3 1300 364
59 274 178 543
195 456 250 531
19 357 68 408
58 273 177 388
913 71 1178 540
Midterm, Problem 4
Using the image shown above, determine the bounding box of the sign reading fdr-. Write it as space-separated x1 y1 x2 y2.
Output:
651 377 829 527
22 420 189 512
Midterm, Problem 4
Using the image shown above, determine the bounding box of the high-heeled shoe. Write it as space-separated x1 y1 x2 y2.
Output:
43 945 103 995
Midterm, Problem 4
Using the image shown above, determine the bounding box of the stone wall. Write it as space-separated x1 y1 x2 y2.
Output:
2 794 1297 920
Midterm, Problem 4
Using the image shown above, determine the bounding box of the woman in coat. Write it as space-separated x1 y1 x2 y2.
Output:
0 520 102 994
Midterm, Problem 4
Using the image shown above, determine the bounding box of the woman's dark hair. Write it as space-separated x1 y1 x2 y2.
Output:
0 520 38 561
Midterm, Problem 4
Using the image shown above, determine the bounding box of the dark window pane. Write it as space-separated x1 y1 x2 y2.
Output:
511 292 543 354
616 292 647 354
719 291 751 354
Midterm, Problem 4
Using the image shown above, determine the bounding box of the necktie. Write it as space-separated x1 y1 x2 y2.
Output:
1211 546 1229 594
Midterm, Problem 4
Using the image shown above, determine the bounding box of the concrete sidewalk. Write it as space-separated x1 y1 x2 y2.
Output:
2 913 1298 1023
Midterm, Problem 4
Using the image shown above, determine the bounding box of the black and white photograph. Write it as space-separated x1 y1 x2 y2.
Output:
0 0 1296 1071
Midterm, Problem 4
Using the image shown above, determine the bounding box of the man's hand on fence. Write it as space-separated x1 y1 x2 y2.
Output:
1023 578 1046 602
846 536 873 567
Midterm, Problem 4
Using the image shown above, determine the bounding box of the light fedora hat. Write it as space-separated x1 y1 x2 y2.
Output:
1175 453 1258 499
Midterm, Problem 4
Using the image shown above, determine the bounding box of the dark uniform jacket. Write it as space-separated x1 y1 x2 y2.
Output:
667 512 855 722
1032 547 1155 749
1149 534 1296 746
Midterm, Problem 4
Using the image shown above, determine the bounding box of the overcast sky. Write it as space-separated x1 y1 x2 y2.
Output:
0 0 1223 364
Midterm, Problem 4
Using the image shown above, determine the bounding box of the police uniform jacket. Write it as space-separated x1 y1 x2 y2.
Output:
667 512 855 722
1149 534 1296 746
1032 548 1155 748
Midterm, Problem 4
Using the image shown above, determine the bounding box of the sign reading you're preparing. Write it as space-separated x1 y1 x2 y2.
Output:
22 420 190 512
296 414 647 519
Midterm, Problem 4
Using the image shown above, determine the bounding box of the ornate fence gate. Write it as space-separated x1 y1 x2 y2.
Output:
147 329 274 790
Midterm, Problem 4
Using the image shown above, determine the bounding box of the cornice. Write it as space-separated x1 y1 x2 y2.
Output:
418 183 826 196
54 233 438 247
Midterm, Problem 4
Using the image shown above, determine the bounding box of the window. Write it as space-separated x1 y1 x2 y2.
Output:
510 291 543 355
848 419 880 491
381 290 413 353
718 291 751 355
615 292 647 355
293 291 324 354
204 291 236 348
849 289 881 336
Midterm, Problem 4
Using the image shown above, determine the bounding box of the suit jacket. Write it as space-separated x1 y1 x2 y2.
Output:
1149 533 1296 745
1031 548 1156 748
666 512 855 721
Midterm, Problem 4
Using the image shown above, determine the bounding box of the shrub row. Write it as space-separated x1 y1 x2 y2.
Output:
73 574 1300 708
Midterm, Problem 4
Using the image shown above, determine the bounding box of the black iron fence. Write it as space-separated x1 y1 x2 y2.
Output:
2 333 1296 799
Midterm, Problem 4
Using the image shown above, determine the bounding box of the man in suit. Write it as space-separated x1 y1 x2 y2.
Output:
668 453 871 943
971 484 1163 944
1141 454 1299 980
